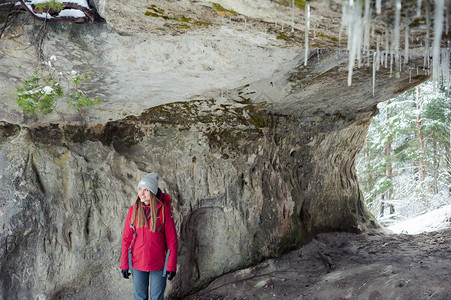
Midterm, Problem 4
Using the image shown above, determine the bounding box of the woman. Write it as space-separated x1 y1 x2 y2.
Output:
120 173 178 300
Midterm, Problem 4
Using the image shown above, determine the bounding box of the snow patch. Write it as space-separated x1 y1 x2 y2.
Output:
42 86 54 94
58 9 86 18
388 205 451 234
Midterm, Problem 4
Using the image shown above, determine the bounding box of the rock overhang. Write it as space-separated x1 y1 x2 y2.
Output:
1 0 448 126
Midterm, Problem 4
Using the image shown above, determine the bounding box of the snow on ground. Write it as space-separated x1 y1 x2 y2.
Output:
387 204 451 234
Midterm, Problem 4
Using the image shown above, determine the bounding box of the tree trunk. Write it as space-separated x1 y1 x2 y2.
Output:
432 138 439 194
416 86 426 185
365 139 373 191
385 100 394 215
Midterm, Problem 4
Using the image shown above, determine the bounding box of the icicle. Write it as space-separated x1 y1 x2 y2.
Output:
346 0 363 86
390 42 393 77
409 69 412 83
394 0 401 64
416 0 422 17
291 0 295 33
282 23 284 31
385 28 389 68
441 48 450 93
304 3 310 66
373 52 377 96
357 17 363 68
339 2 348 42
432 0 444 89
345 1 353 51
446 8 449 36
424 1 431 69
404 23 409 64
376 0 381 15
363 0 371 52
275 16 278 28
376 34 381 71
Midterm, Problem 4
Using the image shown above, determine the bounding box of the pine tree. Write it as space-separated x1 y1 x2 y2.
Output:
357 81 451 224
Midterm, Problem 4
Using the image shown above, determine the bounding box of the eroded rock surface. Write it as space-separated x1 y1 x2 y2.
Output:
0 0 445 299
0 97 381 298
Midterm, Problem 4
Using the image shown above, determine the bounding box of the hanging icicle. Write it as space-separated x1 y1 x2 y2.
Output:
358 7 367 69
385 27 389 68
432 0 444 89
304 3 310 66
291 0 295 33
376 34 381 71
441 48 450 93
344 0 363 86
404 22 409 64
376 0 381 15
339 2 348 42
363 0 371 52
416 0 422 17
446 7 449 36
373 52 377 96
390 33 394 78
394 0 401 64
380 33 384 66
424 1 431 69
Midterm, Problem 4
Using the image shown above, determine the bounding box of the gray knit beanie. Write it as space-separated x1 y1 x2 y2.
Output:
137 173 159 195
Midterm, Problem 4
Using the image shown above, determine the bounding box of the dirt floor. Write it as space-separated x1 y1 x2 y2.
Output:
186 228 451 300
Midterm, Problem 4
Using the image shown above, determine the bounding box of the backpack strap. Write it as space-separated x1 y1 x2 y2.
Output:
158 191 172 226
128 223 137 268
129 223 137 251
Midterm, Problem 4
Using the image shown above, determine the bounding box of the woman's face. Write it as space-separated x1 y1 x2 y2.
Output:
138 187 152 205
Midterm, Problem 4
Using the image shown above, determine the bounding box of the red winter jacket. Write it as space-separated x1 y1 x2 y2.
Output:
120 193 178 272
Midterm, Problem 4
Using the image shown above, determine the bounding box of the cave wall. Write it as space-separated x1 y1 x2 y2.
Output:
0 0 439 298
0 97 376 299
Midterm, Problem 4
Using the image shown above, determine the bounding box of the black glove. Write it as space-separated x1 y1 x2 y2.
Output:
121 269 131 279
167 271 176 281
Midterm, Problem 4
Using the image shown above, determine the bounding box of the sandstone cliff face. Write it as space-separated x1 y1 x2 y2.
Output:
0 96 380 298
0 0 439 298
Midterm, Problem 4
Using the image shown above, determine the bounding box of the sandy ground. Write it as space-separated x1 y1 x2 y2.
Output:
186 228 451 300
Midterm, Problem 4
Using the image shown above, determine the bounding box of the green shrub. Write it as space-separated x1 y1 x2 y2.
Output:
16 72 63 115
67 91 102 109
67 73 102 109
35 0 65 13
16 68 102 116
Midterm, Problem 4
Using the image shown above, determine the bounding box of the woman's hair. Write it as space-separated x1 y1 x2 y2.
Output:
130 192 164 232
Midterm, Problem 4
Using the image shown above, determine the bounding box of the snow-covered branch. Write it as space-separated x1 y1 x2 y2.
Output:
4 0 96 23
